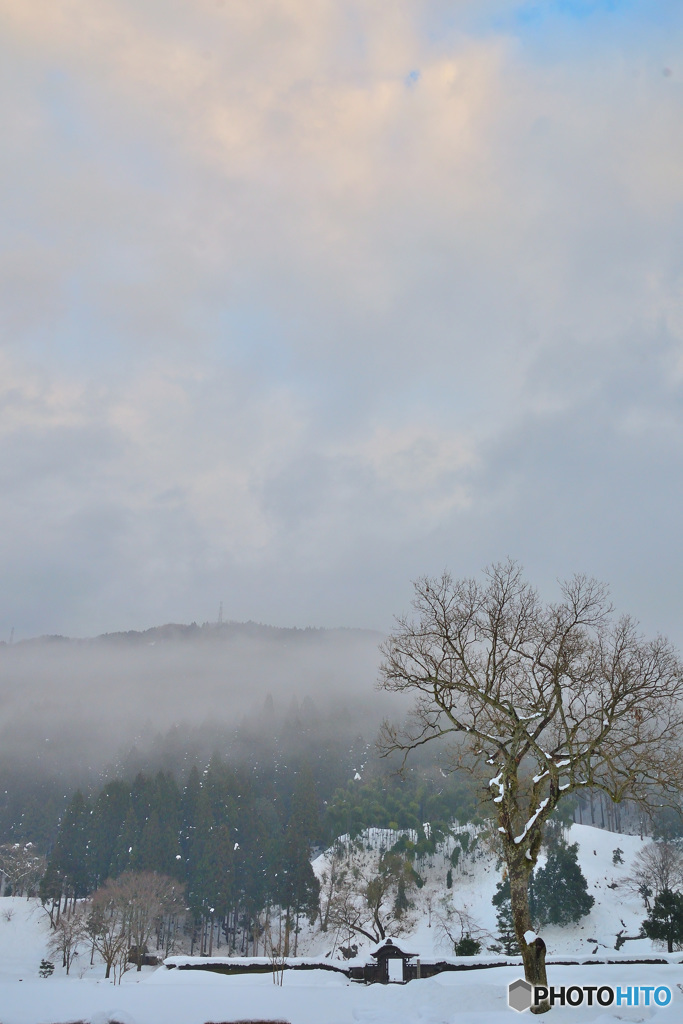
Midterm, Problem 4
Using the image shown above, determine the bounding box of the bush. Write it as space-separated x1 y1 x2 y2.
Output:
455 934 481 956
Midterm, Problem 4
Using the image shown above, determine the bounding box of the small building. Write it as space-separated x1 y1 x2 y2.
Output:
369 938 418 984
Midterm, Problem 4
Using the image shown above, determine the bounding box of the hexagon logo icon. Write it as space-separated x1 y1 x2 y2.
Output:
508 977 533 1012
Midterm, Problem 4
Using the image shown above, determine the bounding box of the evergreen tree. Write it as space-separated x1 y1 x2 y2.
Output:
151 772 183 876
89 781 131 885
184 784 215 908
529 836 594 928
238 796 280 940
642 889 683 952
136 773 182 876
288 766 320 843
492 879 520 954
109 809 138 878
46 790 92 898
129 772 155 833
190 823 235 947
180 765 202 863
137 810 166 873
277 769 321 954
393 875 410 917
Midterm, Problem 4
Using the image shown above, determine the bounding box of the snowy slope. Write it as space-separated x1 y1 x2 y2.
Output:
304 823 655 963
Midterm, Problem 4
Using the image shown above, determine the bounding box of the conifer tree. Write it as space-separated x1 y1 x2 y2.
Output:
278 768 321 954
190 824 235 954
89 781 130 885
492 878 521 955
642 889 683 952
180 766 202 864
46 790 91 900
109 809 138 878
529 834 594 928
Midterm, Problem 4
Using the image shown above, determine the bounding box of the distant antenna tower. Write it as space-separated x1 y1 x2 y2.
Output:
9 627 14 644
218 601 223 625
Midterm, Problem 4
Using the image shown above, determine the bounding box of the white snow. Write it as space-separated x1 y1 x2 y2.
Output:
1 824 682 1023
524 929 537 943
489 772 505 804
2 959 679 1024
513 798 549 843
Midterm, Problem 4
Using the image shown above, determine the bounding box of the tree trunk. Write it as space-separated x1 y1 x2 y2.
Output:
509 863 549 1014
284 906 291 957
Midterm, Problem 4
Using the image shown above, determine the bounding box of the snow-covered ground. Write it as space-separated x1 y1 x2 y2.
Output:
1 824 682 1023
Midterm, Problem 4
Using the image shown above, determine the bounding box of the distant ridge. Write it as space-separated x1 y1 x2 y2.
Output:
6 620 383 648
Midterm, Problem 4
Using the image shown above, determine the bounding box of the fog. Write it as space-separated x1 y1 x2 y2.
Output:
0 622 408 788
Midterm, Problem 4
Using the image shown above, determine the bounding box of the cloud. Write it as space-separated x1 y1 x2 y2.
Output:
0 1 681 642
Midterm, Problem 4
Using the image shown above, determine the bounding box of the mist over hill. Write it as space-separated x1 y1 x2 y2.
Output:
0 620 401 779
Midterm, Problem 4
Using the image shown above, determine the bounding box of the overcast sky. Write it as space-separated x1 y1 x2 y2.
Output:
1 0 682 644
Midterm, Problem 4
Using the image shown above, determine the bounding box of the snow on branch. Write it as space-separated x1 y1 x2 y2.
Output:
513 799 549 845
489 773 504 804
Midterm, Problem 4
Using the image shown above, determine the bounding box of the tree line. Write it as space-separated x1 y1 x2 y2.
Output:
39 760 321 958
19 757 489 960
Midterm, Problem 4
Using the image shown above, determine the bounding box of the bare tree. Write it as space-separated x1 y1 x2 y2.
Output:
318 844 344 933
625 841 683 908
262 921 286 986
47 904 88 975
88 881 131 981
433 899 489 954
326 852 416 944
0 843 46 897
112 871 185 971
379 562 683 1011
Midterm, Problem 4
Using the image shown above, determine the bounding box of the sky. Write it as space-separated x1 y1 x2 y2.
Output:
1 0 682 644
